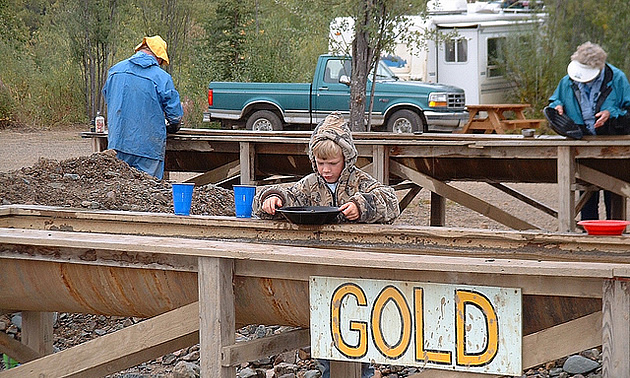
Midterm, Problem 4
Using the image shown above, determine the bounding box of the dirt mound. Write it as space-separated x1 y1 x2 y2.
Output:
0 149 235 216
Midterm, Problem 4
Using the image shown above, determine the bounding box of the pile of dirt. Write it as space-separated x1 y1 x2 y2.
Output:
0 149 235 216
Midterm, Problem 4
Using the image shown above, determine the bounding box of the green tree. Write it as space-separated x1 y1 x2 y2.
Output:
332 0 428 131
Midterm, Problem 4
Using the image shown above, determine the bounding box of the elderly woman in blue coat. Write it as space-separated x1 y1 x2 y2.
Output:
549 41 630 220
102 35 183 180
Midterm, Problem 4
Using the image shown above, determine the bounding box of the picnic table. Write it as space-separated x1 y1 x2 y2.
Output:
460 103 545 134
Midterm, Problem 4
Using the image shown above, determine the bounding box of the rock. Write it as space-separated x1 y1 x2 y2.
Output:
303 370 321 378
10 313 22 330
162 353 177 365
581 348 600 361
172 361 200 378
549 367 563 376
237 367 259 378
275 350 297 365
274 362 297 376
563 355 599 374
0 321 6 331
182 350 199 361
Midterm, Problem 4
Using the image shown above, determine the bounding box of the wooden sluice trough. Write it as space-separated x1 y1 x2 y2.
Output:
1 205 630 377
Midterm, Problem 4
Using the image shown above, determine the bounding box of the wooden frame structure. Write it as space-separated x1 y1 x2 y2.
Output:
1 206 630 377
85 130 630 232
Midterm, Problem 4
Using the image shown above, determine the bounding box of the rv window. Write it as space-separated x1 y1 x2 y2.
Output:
487 37 506 78
445 38 467 63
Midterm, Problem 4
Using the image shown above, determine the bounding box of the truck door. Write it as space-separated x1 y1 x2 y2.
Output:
312 57 352 124
436 27 480 104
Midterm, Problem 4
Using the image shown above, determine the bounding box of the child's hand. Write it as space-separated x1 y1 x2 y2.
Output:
262 196 283 215
339 202 359 221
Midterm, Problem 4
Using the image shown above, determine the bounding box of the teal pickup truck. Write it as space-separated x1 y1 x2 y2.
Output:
203 55 468 133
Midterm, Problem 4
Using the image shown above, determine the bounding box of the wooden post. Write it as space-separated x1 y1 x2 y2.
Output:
602 278 630 377
21 311 54 356
557 146 575 232
330 360 362 378
198 257 236 378
430 192 446 226
609 193 626 220
239 142 255 184
372 145 389 185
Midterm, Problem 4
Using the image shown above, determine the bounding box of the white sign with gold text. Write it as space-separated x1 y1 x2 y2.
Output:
310 276 522 376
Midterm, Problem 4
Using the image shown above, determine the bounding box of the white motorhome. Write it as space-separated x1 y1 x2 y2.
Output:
330 0 544 104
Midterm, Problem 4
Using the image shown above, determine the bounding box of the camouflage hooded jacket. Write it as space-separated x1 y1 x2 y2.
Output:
253 113 400 224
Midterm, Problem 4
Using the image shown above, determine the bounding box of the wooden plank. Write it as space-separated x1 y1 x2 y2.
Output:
372 145 387 184
390 160 538 230
0 330 40 364
239 141 255 184
398 184 421 212
22 311 54 356
557 146 575 232
577 163 630 198
602 279 630 377
1 227 626 279
489 182 557 218
198 257 236 378
522 311 602 369
222 328 309 367
183 160 240 186
330 360 362 378
0 302 199 377
235 260 604 298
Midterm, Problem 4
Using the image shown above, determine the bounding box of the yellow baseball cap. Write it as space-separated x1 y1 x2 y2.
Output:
135 35 169 65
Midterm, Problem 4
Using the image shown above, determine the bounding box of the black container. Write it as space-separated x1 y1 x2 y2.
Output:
277 206 341 225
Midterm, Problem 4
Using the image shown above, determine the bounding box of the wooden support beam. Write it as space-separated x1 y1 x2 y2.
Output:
489 182 557 218
21 311 54 356
398 184 422 212
0 302 199 377
239 142 255 184
522 311 601 369
430 192 445 226
557 146 575 232
183 160 240 186
577 164 630 198
198 257 236 378
390 160 538 230
0 331 40 364
222 328 309 367
330 360 362 378
602 279 630 377
372 145 389 185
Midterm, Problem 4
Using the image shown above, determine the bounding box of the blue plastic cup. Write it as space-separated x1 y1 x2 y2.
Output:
234 185 256 218
172 183 195 215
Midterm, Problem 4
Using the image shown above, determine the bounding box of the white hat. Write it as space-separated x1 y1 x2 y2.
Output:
567 60 601 83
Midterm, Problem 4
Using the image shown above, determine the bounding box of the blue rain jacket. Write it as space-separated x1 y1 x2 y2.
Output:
102 52 183 160
549 63 630 129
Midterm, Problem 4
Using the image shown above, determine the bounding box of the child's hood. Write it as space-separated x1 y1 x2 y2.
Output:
308 112 358 172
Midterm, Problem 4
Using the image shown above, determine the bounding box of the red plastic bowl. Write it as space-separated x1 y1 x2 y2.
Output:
577 220 630 235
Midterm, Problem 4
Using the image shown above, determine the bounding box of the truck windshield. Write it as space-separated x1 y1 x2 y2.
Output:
372 61 398 81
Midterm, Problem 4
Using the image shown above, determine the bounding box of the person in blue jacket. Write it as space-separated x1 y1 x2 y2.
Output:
549 41 630 220
102 35 183 180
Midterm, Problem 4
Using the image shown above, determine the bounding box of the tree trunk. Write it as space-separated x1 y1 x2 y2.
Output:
349 2 373 132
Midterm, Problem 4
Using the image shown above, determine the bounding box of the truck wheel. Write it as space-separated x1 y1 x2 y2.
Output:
246 110 283 131
386 110 425 133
